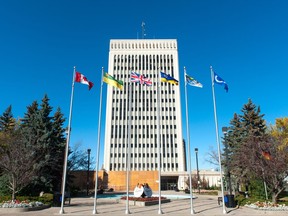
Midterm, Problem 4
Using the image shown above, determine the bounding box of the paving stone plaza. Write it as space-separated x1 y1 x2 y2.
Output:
0 192 287 216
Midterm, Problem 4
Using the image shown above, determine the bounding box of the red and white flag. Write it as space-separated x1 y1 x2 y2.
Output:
75 72 94 90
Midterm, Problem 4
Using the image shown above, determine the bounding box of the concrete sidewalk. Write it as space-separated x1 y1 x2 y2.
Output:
0 193 287 216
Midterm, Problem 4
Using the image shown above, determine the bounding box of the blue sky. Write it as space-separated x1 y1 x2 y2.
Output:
1 0 288 170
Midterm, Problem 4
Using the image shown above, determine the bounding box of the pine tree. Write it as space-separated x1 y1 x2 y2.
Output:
21 101 39 148
20 95 66 194
47 107 66 192
222 113 243 194
240 98 266 138
224 99 268 194
33 94 55 192
0 105 16 132
38 94 53 148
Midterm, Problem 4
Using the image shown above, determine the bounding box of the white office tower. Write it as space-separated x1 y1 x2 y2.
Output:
103 39 186 177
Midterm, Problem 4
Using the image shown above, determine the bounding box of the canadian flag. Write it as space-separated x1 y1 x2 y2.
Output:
75 72 94 90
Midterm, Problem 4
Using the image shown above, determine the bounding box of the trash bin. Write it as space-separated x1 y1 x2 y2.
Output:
224 195 228 204
224 195 236 208
53 192 62 207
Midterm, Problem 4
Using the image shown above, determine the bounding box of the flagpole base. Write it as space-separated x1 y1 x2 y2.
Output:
158 209 164 214
59 208 65 214
93 209 98 214
191 208 196 214
125 209 131 214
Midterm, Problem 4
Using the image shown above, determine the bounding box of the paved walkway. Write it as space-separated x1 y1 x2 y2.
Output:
0 192 287 216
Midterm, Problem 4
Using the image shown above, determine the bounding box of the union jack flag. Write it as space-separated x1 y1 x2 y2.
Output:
130 72 152 86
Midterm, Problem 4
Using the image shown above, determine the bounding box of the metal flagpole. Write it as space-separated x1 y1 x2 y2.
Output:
184 67 195 214
157 71 163 214
262 168 268 200
210 66 227 214
59 66 76 214
125 82 132 214
93 67 104 214
264 180 268 200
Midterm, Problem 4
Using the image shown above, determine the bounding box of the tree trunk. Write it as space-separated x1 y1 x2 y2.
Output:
11 176 15 200
272 187 284 204
272 192 277 204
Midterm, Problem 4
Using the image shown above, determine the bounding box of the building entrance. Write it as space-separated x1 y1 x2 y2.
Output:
161 176 178 190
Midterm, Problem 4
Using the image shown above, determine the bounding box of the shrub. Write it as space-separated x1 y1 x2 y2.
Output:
0 175 10 196
201 190 218 195
0 194 53 205
38 193 53 205
234 193 268 206
0 195 10 203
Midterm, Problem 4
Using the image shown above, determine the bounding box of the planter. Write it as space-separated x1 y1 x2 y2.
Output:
0 204 50 213
120 198 171 206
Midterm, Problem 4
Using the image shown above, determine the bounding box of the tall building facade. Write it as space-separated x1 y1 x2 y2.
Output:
103 39 186 182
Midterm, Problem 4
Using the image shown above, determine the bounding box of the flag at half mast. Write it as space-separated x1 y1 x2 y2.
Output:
103 73 123 90
160 72 179 85
185 73 203 88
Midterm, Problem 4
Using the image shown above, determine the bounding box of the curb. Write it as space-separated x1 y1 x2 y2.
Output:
0 204 50 213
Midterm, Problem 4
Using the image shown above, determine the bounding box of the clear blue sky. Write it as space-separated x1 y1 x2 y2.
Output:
1 0 288 170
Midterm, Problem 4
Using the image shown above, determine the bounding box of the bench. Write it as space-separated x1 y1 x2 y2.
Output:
64 192 71 205
218 197 222 205
58 192 71 205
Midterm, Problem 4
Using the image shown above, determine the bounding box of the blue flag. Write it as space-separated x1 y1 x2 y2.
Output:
160 72 179 85
214 72 228 92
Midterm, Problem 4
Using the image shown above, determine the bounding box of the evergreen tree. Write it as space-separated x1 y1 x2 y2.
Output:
0 105 16 132
21 101 39 148
47 107 66 192
33 94 54 192
38 94 53 149
223 99 268 194
240 98 266 138
21 95 66 194
20 98 47 194
222 114 243 193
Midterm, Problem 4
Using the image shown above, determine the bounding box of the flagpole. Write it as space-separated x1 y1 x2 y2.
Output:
184 67 195 214
93 67 104 214
157 71 163 214
59 66 76 214
262 168 268 200
125 82 132 214
210 66 227 214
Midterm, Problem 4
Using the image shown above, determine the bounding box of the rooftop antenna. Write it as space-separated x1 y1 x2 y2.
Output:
141 21 146 39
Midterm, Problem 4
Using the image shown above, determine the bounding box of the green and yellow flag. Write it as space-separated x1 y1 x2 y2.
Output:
103 73 123 90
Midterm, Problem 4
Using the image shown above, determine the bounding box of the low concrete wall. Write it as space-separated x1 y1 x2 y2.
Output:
0 204 50 213
119 199 171 206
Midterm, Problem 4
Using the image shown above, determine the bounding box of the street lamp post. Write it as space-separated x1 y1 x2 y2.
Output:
87 149 91 196
194 148 200 194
